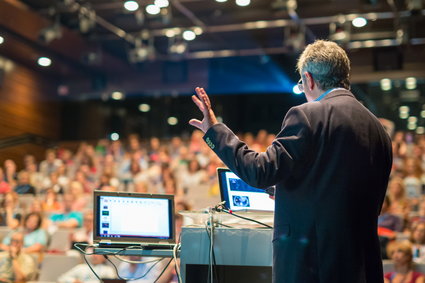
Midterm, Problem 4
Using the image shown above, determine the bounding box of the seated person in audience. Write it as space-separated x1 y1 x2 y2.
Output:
379 196 404 235
3 160 17 188
0 212 47 254
42 188 62 212
0 192 22 229
118 256 169 283
0 232 37 283
0 168 11 194
13 171 35 195
71 210 93 245
384 241 425 283
388 177 411 217
57 253 116 283
48 194 83 229
68 181 88 212
411 222 425 264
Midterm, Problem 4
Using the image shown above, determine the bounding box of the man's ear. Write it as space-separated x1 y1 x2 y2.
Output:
304 72 315 91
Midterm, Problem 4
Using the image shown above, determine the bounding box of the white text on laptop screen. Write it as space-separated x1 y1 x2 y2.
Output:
99 196 171 239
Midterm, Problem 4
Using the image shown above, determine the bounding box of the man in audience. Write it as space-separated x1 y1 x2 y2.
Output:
57 253 115 283
49 193 83 229
0 232 37 283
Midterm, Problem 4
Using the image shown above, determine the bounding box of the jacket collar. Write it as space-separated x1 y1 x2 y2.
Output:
320 88 354 101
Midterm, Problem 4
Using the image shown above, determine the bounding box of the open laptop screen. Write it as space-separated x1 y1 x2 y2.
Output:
217 168 274 212
93 191 175 244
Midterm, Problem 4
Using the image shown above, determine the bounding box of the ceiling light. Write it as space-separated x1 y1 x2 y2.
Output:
167 117 178 125
37 57 52 67
154 0 169 8
139 103 151 112
183 30 196 41
112 91 124 100
169 42 187 54
146 4 160 15
38 24 62 44
124 1 139 11
193 27 203 35
421 110 425 118
417 127 425 135
408 123 417 131
399 105 410 114
406 77 417 90
236 0 251 6
352 17 367 28
165 29 176 38
292 85 302 95
110 132 120 141
215 0 227 2
400 112 409 119
0 36 4 45
408 116 418 123
380 78 392 91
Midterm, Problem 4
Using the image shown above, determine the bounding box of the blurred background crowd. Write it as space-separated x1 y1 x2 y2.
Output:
2 128 425 282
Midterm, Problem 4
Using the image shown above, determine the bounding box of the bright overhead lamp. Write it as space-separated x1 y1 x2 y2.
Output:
168 117 178 125
110 133 120 141
352 17 367 28
183 30 196 41
236 0 251 6
124 1 139 11
155 0 169 8
380 78 392 91
215 0 228 2
37 57 52 67
406 77 417 90
146 4 161 15
0 36 4 45
138 104 151 112
112 91 124 100
292 85 302 95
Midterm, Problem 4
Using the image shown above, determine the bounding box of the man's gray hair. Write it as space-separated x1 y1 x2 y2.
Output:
297 40 351 90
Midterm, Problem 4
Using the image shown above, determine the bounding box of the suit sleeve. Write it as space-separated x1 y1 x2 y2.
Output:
203 107 313 188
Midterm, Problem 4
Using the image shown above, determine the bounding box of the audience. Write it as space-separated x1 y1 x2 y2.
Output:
4 129 425 281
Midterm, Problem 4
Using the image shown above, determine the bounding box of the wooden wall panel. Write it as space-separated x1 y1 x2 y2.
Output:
0 56 60 168
0 57 60 140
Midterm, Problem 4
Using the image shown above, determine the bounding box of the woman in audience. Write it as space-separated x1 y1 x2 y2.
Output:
0 212 48 254
388 177 410 217
0 168 11 194
42 188 63 212
403 157 423 208
384 240 425 283
0 192 22 229
68 181 88 211
411 222 425 263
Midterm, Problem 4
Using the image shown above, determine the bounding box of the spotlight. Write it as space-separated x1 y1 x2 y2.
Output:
111 91 124 100
380 78 392 91
37 57 52 67
406 77 417 90
352 17 367 28
110 133 120 141
146 4 160 15
169 41 187 54
124 0 139 11
155 0 169 8
292 84 302 95
139 104 151 112
182 30 196 41
236 0 251 6
0 36 4 45
167 117 178 125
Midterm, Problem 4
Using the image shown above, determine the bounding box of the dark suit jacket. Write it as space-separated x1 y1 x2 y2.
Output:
203 89 392 283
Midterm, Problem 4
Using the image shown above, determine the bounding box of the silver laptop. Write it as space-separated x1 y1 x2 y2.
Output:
93 190 175 249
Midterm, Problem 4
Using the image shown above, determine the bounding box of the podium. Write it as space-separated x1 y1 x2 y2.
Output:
180 227 273 283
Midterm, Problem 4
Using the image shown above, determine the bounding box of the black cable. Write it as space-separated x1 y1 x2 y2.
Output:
153 257 173 283
83 253 103 282
205 225 219 283
105 255 164 281
219 208 273 229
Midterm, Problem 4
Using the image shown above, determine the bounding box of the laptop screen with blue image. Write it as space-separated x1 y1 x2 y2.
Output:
217 168 275 212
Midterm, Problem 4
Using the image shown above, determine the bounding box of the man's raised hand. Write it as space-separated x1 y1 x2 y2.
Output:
189 87 218 133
